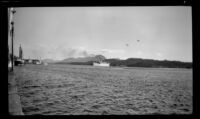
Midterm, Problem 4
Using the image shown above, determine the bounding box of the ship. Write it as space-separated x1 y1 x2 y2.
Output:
93 61 110 67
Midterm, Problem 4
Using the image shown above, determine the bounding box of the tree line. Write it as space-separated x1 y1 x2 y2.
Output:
56 57 192 69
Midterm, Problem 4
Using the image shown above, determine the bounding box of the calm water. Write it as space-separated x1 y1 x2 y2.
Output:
14 64 192 115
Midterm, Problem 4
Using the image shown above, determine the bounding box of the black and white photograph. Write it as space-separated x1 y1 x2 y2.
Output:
8 6 192 115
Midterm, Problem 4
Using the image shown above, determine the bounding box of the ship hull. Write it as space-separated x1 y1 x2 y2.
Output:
93 62 110 67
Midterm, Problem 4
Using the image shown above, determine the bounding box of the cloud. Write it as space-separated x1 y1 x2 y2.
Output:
76 46 87 51
156 52 163 57
136 51 143 55
99 49 125 54
155 52 164 60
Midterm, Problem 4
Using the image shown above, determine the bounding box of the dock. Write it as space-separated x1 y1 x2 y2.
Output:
8 72 24 115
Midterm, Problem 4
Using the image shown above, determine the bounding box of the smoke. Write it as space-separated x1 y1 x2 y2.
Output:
24 44 124 60
61 47 95 59
60 48 125 59
35 46 96 60
82 50 90 57
67 49 77 58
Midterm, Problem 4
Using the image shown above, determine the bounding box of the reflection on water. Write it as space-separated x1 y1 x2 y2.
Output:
15 64 192 115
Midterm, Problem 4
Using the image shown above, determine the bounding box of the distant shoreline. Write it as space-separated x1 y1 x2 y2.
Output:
50 63 192 70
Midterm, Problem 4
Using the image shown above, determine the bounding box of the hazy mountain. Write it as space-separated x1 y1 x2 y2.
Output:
42 59 59 63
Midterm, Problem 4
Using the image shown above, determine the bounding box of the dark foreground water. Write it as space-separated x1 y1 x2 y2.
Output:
14 64 192 115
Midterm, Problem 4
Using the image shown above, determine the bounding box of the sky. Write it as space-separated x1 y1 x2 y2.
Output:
11 7 192 62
